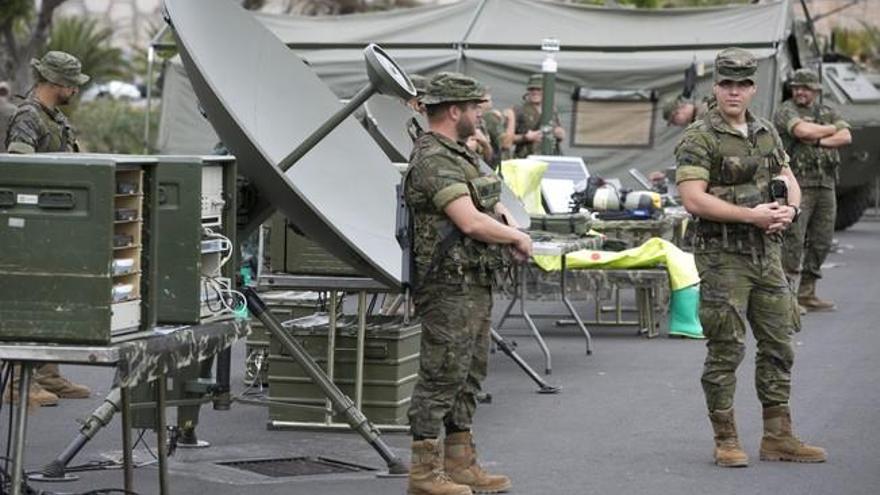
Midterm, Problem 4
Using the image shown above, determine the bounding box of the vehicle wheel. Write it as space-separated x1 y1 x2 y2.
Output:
835 183 873 231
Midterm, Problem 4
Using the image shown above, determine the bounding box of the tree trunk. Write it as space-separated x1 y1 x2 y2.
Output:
4 0 68 94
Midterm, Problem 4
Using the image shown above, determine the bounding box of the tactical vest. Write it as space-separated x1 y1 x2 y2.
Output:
10 99 79 153
405 134 511 289
695 113 785 256
779 101 840 188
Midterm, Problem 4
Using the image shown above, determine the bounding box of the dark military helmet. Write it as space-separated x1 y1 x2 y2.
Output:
409 74 428 96
789 68 822 91
714 47 757 83
31 51 90 87
420 72 487 105
526 74 543 90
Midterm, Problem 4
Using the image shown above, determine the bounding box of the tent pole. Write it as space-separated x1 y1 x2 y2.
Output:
143 23 170 154
457 0 490 73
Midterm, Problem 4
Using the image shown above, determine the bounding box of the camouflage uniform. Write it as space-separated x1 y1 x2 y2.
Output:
513 74 562 158
481 108 508 166
0 82 16 153
675 52 799 414
404 74 508 438
4 52 90 406
774 70 850 284
661 94 714 126
5 51 88 154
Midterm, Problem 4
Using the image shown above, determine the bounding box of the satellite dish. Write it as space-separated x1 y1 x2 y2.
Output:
364 44 415 100
165 0 404 287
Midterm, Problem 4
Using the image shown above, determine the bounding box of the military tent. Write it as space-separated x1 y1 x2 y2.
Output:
156 0 797 182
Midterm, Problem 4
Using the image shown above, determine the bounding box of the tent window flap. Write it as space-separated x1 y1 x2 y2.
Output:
571 88 657 148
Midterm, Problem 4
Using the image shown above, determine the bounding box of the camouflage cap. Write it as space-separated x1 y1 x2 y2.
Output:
714 47 757 83
420 72 487 105
527 74 543 90
790 68 821 91
31 51 90 87
409 74 428 96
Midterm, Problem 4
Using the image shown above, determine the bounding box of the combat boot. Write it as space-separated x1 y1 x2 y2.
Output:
444 432 511 493
34 363 91 399
760 405 827 463
408 439 472 495
708 408 749 467
797 278 835 312
3 372 59 409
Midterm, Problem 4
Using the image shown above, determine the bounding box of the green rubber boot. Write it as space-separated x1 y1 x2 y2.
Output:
668 285 704 339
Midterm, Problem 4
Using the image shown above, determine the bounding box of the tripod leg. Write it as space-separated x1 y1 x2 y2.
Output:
243 287 408 475
490 328 560 394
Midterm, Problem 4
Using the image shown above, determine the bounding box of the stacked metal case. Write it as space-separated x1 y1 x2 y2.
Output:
268 314 421 426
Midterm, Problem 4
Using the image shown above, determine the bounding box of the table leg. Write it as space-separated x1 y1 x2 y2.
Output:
326 291 338 425
494 266 521 331
156 373 168 495
560 255 592 356
121 386 133 492
517 265 551 374
10 361 31 495
355 291 367 411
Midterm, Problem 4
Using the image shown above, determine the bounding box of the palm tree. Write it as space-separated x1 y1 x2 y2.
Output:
45 16 128 90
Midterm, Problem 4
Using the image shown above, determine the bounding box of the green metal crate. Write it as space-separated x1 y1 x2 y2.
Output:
267 313 421 425
245 290 324 385
0 154 158 344
267 213 360 276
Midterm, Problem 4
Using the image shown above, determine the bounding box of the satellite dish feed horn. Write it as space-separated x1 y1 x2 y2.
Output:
279 44 415 172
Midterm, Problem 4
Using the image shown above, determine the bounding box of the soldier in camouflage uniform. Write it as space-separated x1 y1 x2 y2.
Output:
3 52 91 408
675 48 826 468
404 72 531 495
774 68 852 312
510 74 564 158
477 91 511 168
661 94 714 127
0 81 17 153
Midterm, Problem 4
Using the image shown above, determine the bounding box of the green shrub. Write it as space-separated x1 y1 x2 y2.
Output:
71 99 157 154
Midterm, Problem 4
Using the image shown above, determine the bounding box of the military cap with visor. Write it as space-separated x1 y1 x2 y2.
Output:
31 51 90 87
421 72 487 105
789 68 822 91
526 74 544 90
714 47 757 84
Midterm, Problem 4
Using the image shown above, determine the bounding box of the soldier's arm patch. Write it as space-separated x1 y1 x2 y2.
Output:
6 141 36 154
676 165 710 183
674 129 713 184
5 108 42 153
410 154 471 212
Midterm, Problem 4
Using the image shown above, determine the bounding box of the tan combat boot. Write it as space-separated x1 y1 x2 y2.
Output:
760 405 827 463
444 432 511 494
34 363 91 399
408 439 473 495
797 278 835 312
708 408 749 467
4 380 59 409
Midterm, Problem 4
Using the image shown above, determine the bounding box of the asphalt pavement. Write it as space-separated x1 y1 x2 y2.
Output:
4 218 880 495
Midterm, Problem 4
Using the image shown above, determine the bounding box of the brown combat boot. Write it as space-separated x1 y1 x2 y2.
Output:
408 439 473 495
444 432 511 494
797 278 835 312
34 363 91 399
708 408 749 467
4 380 59 409
760 405 827 463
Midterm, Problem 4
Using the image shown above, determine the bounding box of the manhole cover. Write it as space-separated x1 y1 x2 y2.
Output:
217 457 374 478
